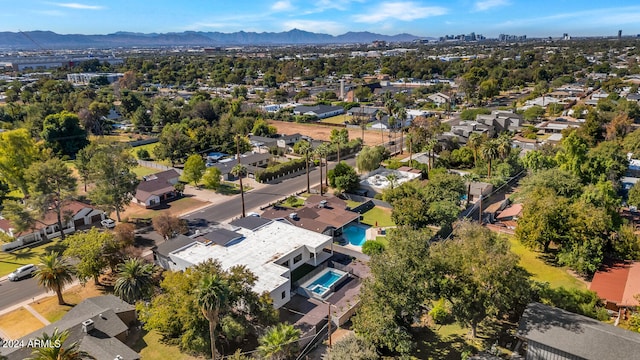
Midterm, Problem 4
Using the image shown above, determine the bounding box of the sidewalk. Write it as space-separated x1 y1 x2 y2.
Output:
179 178 269 218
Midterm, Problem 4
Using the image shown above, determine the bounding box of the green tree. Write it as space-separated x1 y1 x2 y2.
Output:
356 145 384 173
523 105 546 122
63 228 115 284
252 119 277 137
326 334 379 360
88 143 138 222
41 111 89 157
183 154 206 187
27 328 93 360
258 323 301 360
75 144 94 192
353 227 431 353
294 140 312 194
516 188 571 252
0 128 40 196
518 168 583 199
35 252 75 305
197 274 230 360
623 127 640 155
361 240 385 256
467 133 484 167
330 128 349 163
202 167 222 190
114 258 157 304
521 150 556 171
153 123 193 166
629 181 640 207
555 130 588 181
583 141 628 184
426 222 531 338
327 161 359 194
25 158 77 240
480 139 499 178
231 164 247 218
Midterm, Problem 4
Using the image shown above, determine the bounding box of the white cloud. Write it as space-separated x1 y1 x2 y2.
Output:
271 0 293 12
34 9 65 16
495 6 640 28
473 0 510 12
352 1 448 23
50 2 105 10
281 20 346 35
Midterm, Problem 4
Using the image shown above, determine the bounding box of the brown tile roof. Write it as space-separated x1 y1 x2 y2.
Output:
261 196 360 233
496 203 523 219
0 200 97 234
135 169 179 202
590 261 640 307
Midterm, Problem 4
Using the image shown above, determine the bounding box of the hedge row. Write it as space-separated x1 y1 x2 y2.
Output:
255 158 306 182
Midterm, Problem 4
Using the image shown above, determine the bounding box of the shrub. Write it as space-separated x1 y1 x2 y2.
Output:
362 240 385 256
136 148 151 160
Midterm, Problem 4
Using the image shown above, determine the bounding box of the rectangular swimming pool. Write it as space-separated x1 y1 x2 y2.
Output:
301 268 349 299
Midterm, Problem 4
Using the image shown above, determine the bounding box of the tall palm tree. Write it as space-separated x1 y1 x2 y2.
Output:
481 139 500 178
197 274 230 360
395 106 407 155
231 164 247 218
258 323 302 360
315 144 328 196
424 138 438 171
388 116 397 153
28 328 94 360
375 110 385 144
467 133 484 167
114 258 156 304
406 131 415 166
297 140 312 194
496 133 513 160
35 252 74 305
330 129 349 163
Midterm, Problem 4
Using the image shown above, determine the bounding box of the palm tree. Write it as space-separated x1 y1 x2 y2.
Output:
386 174 398 190
496 133 513 160
467 133 484 167
197 274 230 360
28 328 94 360
258 323 302 360
388 116 397 153
424 138 438 171
481 139 500 178
231 164 247 218
375 110 385 144
406 131 415 166
35 252 74 305
113 258 156 304
395 106 407 155
297 140 312 194
315 144 328 196
330 129 349 163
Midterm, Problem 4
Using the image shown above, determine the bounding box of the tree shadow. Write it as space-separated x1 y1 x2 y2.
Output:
216 183 240 195
10 247 36 260
413 326 474 360
44 242 68 254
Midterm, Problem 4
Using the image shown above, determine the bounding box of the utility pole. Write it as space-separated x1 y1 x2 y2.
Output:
327 302 332 349
478 195 483 223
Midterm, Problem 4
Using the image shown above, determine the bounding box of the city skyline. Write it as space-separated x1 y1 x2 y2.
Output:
1 1 640 38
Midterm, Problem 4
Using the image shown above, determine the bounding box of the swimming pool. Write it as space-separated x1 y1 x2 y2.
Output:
301 268 349 299
343 224 367 246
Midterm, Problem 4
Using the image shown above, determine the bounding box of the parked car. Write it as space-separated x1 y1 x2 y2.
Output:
101 219 116 229
8 264 37 281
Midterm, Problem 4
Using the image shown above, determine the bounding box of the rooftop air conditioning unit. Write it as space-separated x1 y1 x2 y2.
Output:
319 200 328 208
82 319 95 333
289 213 298 220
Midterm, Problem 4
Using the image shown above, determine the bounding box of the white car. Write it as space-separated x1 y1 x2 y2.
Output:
101 219 116 229
8 264 37 281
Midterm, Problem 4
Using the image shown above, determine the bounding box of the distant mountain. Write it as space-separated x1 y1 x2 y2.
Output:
0 29 427 50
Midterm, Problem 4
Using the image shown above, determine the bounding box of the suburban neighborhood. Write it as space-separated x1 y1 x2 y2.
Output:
2 10 640 359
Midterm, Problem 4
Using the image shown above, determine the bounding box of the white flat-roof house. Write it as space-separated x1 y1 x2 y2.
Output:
158 218 333 309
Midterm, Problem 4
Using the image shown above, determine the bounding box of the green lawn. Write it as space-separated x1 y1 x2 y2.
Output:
360 206 395 227
130 142 159 159
507 236 585 290
0 240 67 277
133 330 202 360
132 165 161 179
320 114 350 125
345 199 362 209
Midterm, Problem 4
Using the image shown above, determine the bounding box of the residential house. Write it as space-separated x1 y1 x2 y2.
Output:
475 110 523 133
152 218 334 309
249 135 278 152
260 195 360 238
210 152 271 180
359 167 422 195
132 169 180 208
0 200 106 251
0 295 139 360
427 92 451 106
447 121 494 144
516 302 640 360
277 133 304 152
590 261 640 310
495 203 523 230
467 181 493 204
535 119 581 134
293 105 344 119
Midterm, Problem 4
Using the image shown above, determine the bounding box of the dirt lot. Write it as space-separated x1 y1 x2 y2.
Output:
268 120 387 146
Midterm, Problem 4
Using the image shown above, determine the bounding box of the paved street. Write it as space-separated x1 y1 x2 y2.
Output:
0 276 47 312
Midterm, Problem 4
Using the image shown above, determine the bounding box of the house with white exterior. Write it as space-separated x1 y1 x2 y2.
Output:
359 166 422 195
427 92 451 105
153 217 334 309
0 201 106 251
293 105 344 119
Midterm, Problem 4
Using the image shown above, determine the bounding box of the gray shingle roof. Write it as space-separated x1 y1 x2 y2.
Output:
154 234 196 257
517 302 640 360
229 216 272 231
203 228 243 246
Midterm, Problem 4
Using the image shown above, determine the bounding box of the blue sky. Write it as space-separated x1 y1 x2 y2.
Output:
2 1 640 38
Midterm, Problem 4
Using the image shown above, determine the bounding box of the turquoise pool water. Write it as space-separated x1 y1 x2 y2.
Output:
343 224 367 246
305 270 343 296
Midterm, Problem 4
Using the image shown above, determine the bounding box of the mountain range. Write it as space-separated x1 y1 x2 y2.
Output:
0 29 426 49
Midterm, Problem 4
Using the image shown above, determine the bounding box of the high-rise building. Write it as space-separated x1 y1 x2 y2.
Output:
618 30 622 40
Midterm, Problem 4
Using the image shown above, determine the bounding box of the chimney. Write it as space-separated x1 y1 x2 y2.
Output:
82 319 95 333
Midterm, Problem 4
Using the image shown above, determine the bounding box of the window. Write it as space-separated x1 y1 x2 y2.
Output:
310 252 315 259
283 260 289 267
281 291 286 299
293 254 303 264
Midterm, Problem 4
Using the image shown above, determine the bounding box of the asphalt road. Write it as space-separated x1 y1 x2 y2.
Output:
0 275 43 310
184 157 356 227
